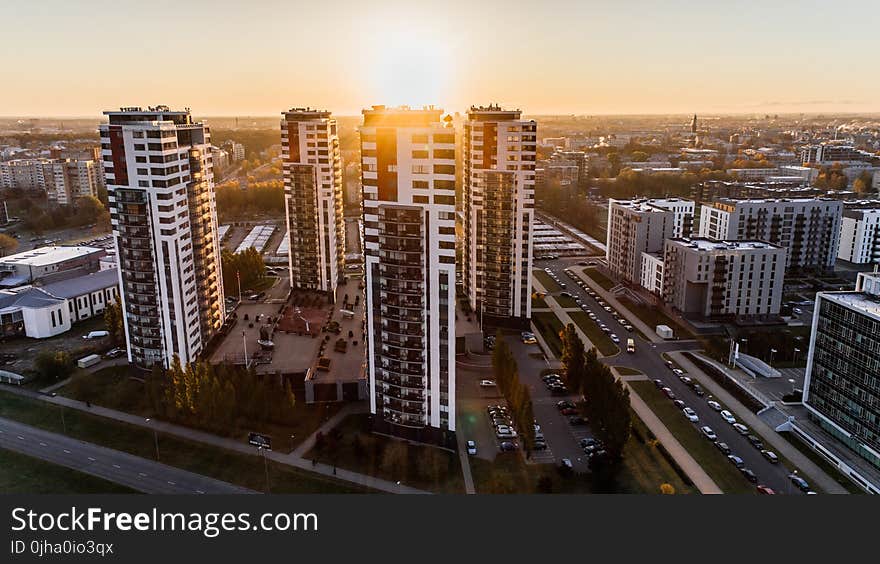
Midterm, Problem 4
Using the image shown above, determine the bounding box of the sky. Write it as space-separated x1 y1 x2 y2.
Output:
3 0 879 117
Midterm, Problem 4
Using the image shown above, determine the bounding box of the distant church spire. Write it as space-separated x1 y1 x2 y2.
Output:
691 114 698 134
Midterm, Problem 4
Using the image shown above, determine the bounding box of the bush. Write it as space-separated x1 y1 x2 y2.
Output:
33 351 74 382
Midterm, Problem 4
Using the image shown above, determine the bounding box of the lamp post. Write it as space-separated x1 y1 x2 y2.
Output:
145 418 159 461
258 446 270 493
769 348 777 366
242 330 248 367
793 347 801 364
788 378 796 396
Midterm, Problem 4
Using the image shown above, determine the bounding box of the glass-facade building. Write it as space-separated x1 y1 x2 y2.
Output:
804 271 880 470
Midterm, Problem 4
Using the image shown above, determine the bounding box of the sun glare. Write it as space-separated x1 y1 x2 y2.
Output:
368 29 453 108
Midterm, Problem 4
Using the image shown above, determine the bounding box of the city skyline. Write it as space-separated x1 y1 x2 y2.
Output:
4 1 880 117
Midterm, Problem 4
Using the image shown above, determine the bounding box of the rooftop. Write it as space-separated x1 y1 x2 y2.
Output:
40 268 118 299
0 245 103 268
0 286 63 312
668 237 783 252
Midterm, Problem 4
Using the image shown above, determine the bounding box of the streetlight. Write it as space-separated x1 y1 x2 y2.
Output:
242 330 248 367
788 378 797 396
769 348 777 365
145 418 159 461
793 347 801 364
258 446 270 493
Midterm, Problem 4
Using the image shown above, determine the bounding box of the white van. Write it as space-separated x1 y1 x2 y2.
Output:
83 330 110 340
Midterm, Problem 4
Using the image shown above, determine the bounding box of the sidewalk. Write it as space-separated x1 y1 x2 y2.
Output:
1 385 429 494
668 351 848 494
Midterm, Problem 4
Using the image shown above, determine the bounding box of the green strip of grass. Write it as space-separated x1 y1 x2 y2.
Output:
532 311 564 357
552 294 580 309
618 296 692 338
0 391 370 494
0 448 137 494
531 295 549 309
583 267 615 290
533 270 562 292
568 311 620 356
628 380 755 494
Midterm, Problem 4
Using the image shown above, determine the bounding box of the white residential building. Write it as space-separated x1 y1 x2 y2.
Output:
0 158 101 204
360 105 456 444
101 106 225 369
281 108 345 298
606 198 694 285
661 238 785 319
838 202 880 264
699 198 843 272
462 105 536 328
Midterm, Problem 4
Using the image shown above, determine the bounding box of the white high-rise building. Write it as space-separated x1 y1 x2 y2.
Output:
699 198 843 272
281 108 345 298
838 202 880 264
463 105 536 328
0 158 100 205
606 198 694 285
360 106 456 444
100 106 225 369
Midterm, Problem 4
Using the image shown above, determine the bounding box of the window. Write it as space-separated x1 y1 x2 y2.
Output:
413 195 429 204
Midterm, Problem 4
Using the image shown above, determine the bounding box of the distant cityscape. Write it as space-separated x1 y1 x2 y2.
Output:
2 106 880 496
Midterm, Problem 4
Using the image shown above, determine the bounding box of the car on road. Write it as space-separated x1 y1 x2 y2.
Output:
500 441 518 452
679 376 693 386
548 383 569 395
673 399 686 410
569 416 588 426
715 441 731 455
653 379 664 388
672 368 685 377
707 400 722 411
560 407 578 416
692 384 705 396
466 440 477 455
624 324 634 332
610 334 620 343
560 458 573 470
756 485 776 495
533 440 548 450
720 410 736 424
543 373 562 382
103 348 126 359
556 400 576 410
661 387 676 400
747 435 765 450
700 426 717 440
682 407 699 422
761 450 779 463
727 455 745 469
521 332 537 344
732 423 750 435
479 379 497 387
740 468 758 483
580 437 599 449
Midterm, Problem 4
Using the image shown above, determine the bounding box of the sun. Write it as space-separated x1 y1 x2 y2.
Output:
366 28 454 108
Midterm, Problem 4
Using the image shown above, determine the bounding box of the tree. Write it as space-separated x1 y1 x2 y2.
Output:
0 233 18 257
630 151 649 163
560 323 587 392
660 483 676 495
221 247 266 296
581 354 631 462
33 351 74 382
103 301 124 346
853 171 874 194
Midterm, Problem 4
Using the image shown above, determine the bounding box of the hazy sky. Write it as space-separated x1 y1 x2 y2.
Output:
3 0 879 117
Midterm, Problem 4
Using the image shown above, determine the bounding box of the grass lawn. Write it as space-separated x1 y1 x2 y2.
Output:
303 414 464 493
552 294 580 309
779 432 865 494
469 414 695 494
583 267 616 291
628 381 755 494
59 366 338 453
617 296 692 338
0 390 369 493
531 295 549 309
613 366 643 376
532 311 565 357
568 311 620 356
0 448 137 494
533 269 562 292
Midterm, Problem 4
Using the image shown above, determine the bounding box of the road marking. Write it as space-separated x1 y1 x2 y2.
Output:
88 457 96 462
167 481 176 486
112 464 121 469
39 442 47 447
63 449 71 454
195 490 205 494
17 436 24 440
138 472 147 477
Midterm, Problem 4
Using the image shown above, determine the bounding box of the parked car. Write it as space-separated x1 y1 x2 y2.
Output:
610 334 620 343
682 407 699 422
673 399 686 410
560 407 578 416
756 485 776 495
653 379 664 388
715 441 731 455
661 387 676 400
789 473 811 492
466 440 477 455
692 384 704 397
707 400 722 411
556 400 576 410
732 423 750 435
747 435 765 450
102 348 126 359
727 455 745 469
500 441 518 452
521 332 537 344
560 458 573 470
700 426 717 440
533 440 548 451
569 416 587 426
761 450 779 463
720 410 737 424
740 468 758 483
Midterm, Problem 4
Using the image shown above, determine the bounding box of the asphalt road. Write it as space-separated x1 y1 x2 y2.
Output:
540 256 807 494
0 416 255 494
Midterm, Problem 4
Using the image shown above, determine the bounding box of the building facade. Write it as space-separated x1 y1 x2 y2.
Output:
0 158 101 204
804 271 880 472
661 238 785 319
699 198 843 272
360 106 456 444
838 202 880 264
281 108 345 298
100 106 225 369
606 198 694 285
462 105 536 328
